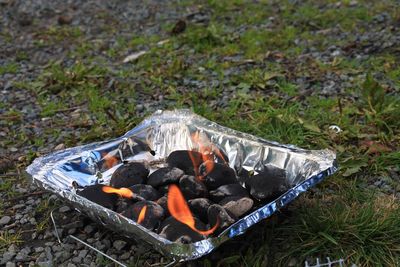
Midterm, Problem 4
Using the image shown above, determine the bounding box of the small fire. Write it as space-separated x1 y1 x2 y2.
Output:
102 186 134 198
167 184 218 235
102 152 118 169
189 131 227 179
137 205 147 224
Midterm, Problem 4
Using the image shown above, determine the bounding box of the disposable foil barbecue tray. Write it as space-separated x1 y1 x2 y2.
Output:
26 109 337 262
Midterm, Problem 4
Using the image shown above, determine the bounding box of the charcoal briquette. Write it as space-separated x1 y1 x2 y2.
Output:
147 167 184 187
220 196 254 218
158 216 204 243
209 184 249 203
156 196 169 216
110 162 149 188
167 150 203 175
188 198 213 223
179 175 208 200
115 198 135 213
77 184 118 210
129 184 159 201
157 184 170 196
200 162 237 189
245 165 288 200
207 204 236 234
121 201 164 230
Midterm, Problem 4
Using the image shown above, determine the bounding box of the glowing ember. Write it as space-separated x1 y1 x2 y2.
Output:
137 205 147 224
167 184 218 235
102 186 134 198
102 152 118 169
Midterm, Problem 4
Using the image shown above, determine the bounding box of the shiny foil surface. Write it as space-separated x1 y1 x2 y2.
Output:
26 109 337 261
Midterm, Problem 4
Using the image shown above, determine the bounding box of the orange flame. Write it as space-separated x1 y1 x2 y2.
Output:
137 205 147 224
167 184 219 235
102 186 134 198
187 150 203 177
189 131 227 179
102 152 118 169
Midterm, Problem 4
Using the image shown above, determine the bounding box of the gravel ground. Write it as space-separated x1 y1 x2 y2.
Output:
1 0 399 266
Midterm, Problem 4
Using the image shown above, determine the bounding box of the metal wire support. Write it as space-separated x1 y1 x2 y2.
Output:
50 209 177 267
304 257 346 267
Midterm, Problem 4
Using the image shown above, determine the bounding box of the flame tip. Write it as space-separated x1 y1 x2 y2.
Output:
167 183 218 236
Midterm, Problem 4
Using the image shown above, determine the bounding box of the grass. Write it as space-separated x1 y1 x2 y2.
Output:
0 231 22 253
1 0 400 266
273 186 400 266
0 62 18 75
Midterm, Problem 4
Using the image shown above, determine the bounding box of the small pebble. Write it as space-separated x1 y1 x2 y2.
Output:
59 206 71 213
113 240 127 250
0 216 11 226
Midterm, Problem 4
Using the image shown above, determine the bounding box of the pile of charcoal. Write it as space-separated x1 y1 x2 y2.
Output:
77 149 288 243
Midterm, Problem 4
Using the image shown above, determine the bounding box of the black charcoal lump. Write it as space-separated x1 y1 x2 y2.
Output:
158 216 204 243
188 198 213 223
200 162 237 189
129 184 160 201
156 196 169 216
110 162 149 188
220 196 254 218
116 198 134 213
208 204 236 233
121 201 164 230
147 167 184 187
245 165 288 200
77 184 118 210
157 184 170 196
167 150 203 175
209 184 249 203
179 175 208 200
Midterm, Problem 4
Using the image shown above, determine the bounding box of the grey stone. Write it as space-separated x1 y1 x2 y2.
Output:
120 252 131 260
113 240 127 250
78 249 88 258
52 245 62 252
8 244 17 253
1 252 15 264
288 258 297 267
44 247 52 261
72 256 82 263
55 251 71 262
83 255 93 264
15 247 30 261
84 225 94 234
58 206 70 213
34 247 44 253
67 228 76 235
37 261 52 267
6 262 16 267
136 104 144 112
0 216 11 225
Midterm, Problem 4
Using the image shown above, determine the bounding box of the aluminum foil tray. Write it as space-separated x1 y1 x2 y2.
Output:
26 109 337 262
